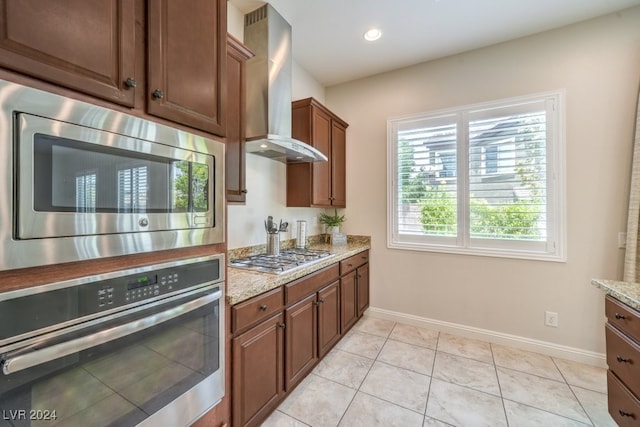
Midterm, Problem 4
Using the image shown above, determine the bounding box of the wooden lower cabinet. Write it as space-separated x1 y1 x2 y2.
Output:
232 313 285 427
285 293 318 391
231 252 369 427
318 281 341 357
356 264 370 317
340 250 370 333
340 270 358 333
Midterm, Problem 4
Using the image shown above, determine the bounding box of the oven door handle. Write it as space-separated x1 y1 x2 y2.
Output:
1 289 221 375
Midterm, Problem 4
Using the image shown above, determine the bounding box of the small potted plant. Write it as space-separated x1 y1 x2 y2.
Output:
319 208 346 236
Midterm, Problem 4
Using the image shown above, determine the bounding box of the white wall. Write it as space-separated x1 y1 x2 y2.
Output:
325 7 640 359
227 2 327 249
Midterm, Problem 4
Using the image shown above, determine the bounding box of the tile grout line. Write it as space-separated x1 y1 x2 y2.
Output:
422 329 440 422
551 357 597 427
334 320 396 426
489 342 510 427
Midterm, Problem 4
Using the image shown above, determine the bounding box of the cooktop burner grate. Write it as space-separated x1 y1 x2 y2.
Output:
229 248 334 274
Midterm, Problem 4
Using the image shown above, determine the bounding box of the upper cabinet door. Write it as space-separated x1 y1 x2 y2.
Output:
147 0 227 136
0 0 136 106
311 107 333 206
330 120 347 208
226 35 254 203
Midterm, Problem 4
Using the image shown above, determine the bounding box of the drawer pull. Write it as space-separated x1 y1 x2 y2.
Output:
616 355 630 363
259 305 268 311
347 263 353 267
615 313 627 320
619 409 634 417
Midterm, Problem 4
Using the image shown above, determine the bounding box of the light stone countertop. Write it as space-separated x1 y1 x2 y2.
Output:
227 237 371 305
591 278 640 311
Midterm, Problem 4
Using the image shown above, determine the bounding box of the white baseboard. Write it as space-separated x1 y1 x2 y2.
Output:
365 307 607 368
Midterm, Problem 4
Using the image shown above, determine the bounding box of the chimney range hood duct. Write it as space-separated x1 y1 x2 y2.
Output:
243 4 327 163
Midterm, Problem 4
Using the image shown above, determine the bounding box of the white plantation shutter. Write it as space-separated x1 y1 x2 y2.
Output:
75 172 97 212
396 117 458 239
118 166 148 211
388 92 565 261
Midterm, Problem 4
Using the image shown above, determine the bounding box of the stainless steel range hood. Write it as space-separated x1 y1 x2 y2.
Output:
243 4 327 163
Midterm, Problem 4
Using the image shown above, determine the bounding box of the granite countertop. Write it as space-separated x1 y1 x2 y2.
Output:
227 236 371 305
591 278 640 311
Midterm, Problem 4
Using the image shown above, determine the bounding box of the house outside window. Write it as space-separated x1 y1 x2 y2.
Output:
387 91 566 261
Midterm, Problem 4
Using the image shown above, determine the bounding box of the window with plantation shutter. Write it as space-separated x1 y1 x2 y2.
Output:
387 92 566 261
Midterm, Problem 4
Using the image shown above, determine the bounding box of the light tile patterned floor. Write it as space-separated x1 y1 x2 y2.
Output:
262 316 615 427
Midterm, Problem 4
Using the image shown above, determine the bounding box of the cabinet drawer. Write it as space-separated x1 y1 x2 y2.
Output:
340 251 369 274
608 370 640 427
606 323 640 398
285 264 339 305
606 296 640 343
232 287 284 333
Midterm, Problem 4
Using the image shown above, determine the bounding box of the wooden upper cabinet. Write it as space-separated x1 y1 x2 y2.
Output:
226 35 254 203
147 0 227 136
0 0 136 106
287 98 348 207
331 120 347 207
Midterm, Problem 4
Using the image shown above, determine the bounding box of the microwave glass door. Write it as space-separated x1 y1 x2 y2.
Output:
17 114 215 239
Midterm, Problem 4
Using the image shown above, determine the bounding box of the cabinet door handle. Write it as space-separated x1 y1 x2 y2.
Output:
241 189 248 194
124 77 137 88
259 304 267 311
152 89 164 100
615 313 626 320
278 323 286 329
618 409 633 417
616 355 630 363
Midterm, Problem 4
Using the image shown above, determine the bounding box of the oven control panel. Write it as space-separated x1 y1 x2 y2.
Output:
81 257 222 315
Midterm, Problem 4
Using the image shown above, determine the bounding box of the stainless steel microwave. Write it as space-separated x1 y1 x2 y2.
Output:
0 79 225 271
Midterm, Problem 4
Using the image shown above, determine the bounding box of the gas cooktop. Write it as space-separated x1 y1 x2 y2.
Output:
229 248 334 274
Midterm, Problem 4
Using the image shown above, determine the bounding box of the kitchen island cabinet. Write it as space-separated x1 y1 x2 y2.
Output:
229 242 369 427
287 98 348 207
605 295 640 426
591 279 640 426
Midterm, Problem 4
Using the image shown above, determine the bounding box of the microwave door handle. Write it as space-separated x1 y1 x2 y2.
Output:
1 289 221 375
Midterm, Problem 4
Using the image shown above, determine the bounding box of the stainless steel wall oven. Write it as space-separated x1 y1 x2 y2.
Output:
0 79 225 271
0 254 225 427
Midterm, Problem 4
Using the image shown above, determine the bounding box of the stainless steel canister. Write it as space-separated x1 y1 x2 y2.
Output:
295 220 307 248
266 232 280 256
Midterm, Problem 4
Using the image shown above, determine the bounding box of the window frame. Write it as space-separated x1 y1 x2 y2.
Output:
387 91 566 262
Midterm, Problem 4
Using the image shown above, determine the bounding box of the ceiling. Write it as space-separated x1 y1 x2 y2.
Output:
229 0 640 87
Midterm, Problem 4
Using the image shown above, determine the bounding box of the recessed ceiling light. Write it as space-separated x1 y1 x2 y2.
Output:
363 28 382 42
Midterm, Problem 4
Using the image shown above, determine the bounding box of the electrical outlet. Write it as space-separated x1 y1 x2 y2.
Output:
545 311 558 327
619 232 627 249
